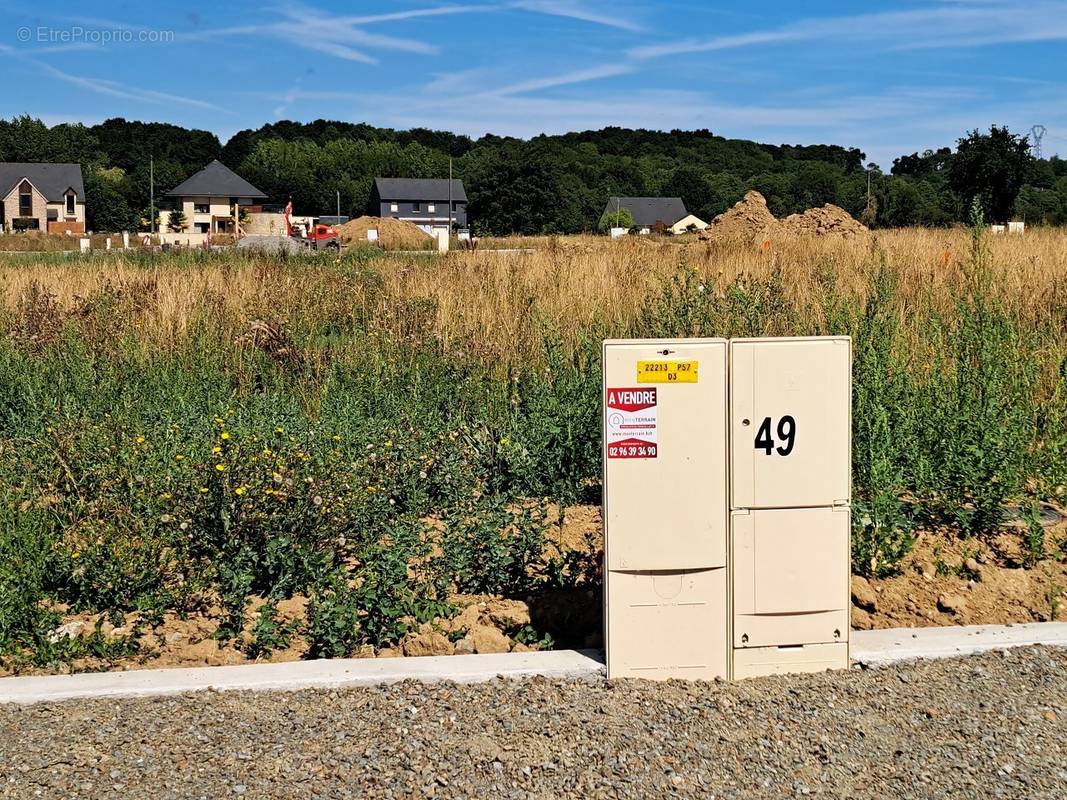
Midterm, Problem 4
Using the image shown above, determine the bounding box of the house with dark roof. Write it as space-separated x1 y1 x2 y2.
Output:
603 196 705 234
0 162 86 234
370 178 467 234
165 160 267 234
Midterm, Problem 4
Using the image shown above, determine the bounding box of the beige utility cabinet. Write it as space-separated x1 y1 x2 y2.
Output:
603 338 728 680
729 337 851 679
730 337 850 509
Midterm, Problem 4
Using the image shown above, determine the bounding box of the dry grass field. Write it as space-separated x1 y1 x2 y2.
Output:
2 227 1064 358
0 226 1064 672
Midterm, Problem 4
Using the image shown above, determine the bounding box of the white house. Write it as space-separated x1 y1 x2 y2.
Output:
165 160 266 235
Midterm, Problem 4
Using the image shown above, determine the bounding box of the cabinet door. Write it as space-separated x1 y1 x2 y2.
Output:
603 339 728 571
730 337 850 509
732 507 850 648
606 567 727 680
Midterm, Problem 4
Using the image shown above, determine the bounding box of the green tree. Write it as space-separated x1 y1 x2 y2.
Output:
0 115 50 161
168 207 187 232
704 173 747 219
462 141 587 234
83 168 134 232
598 206 634 232
1014 183 1067 225
948 126 1033 223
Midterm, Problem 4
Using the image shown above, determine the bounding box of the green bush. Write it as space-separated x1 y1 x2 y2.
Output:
306 521 452 656
850 264 916 575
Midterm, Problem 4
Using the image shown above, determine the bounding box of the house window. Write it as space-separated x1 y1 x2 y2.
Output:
390 202 398 212
194 203 210 214
66 194 76 216
428 204 435 213
194 222 210 234
412 202 421 212
19 182 32 216
452 202 460 213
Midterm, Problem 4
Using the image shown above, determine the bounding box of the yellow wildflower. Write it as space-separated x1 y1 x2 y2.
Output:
220 432 230 440
215 464 226 472
135 436 145 444
212 446 222 455
175 454 185 461
234 486 246 496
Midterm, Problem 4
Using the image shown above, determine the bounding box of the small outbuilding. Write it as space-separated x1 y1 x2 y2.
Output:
669 214 709 235
604 196 705 234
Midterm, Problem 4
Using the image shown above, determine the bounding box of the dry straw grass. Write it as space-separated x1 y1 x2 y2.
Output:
1 228 1064 365
379 228 1066 359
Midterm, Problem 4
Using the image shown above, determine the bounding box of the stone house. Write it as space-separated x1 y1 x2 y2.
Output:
0 162 86 234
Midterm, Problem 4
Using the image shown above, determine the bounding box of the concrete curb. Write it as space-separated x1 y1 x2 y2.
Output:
850 621 1067 667
0 649 605 705
2 623 1066 705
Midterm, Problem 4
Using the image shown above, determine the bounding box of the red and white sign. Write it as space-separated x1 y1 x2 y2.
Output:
606 387 658 459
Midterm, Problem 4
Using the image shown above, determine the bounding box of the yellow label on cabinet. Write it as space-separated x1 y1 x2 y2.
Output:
636 360 698 383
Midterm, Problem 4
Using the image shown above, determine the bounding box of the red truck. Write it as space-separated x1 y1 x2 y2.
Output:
292 222 341 251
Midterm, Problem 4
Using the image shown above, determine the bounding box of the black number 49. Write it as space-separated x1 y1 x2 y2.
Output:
754 415 796 456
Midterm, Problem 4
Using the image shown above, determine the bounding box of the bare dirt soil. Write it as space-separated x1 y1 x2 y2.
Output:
8 505 1063 677
334 216 432 250
781 203 872 240
699 190 781 245
699 190 871 246
851 518 1067 630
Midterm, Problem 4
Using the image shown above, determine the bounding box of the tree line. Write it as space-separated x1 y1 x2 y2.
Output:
1 115 1064 234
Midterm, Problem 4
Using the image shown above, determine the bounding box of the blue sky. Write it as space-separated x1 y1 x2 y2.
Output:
1 0 1065 167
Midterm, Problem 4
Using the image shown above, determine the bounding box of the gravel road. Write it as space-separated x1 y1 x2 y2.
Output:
1 647 1064 799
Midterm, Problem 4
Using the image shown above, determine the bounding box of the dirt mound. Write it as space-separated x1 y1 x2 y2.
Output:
699 192 870 246
700 191 780 245
781 204 870 239
335 216 432 250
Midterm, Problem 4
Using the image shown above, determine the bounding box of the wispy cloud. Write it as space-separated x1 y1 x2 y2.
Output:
331 5 488 25
483 64 633 96
511 0 642 32
0 43 223 110
187 2 484 63
38 63 224 110
631 1 1067 60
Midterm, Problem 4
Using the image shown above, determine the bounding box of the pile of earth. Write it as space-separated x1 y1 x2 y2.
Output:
700 191 870 245
334 216 432 250
781 203 871 239
699 191 780 245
